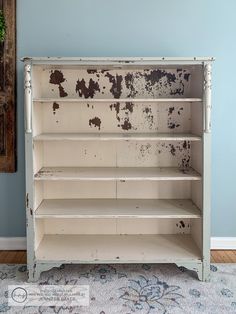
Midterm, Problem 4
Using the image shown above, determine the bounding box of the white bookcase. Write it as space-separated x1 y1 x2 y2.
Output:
23 57 214 282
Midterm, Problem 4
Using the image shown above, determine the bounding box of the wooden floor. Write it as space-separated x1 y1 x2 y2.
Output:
0 250 235 264
211 250 236 263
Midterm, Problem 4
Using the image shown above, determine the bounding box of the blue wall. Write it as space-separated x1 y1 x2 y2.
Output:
0 0 235 237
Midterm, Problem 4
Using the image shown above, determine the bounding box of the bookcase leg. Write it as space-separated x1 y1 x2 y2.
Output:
28 263 63 282
176 262 203 281
28 264 40 282
202 261 211 282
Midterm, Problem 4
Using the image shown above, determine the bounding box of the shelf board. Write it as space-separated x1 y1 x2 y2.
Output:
34 167 201 181
36 234 201 263
33 97 202 103
35 199 201 219
24 56 215 62
33 133 202 142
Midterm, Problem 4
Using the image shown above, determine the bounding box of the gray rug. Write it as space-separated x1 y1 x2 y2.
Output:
0 263 236 313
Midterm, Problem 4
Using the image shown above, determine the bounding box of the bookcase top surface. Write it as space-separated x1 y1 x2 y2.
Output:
22 56 215 65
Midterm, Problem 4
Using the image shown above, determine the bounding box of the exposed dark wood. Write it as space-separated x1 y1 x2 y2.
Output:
0 0 16 172
0 250 235 264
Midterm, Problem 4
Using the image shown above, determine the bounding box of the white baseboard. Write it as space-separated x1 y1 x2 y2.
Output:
211 237 236 250
0 237 235 250
0 237 26 250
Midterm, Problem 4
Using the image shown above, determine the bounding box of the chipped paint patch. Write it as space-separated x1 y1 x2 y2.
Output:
110 102 121 121
49 70 68 97
35 168 63 179
167 105 181 129
125 73 138 97
169 144 176 156
122 140 191 167
140 143 151 157
105 72 123 98
175 220 190 234
52 102 59 115
89 117 101 130
120 118 132 131
110 102 136 131
87 69 97 74
122 102 134 113
76 78 100 98
143 106 154 130
26 193 29 208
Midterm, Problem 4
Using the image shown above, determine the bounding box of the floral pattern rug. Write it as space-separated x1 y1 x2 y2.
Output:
0 263 236 313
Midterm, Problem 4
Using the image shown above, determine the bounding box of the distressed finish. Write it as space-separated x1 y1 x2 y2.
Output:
204 63 212 133
38 67 194 100
33 101 194 134
0 0 16 172
23 57 213 282
24 63 32 133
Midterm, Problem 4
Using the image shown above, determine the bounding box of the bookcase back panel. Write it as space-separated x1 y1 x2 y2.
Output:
34 181 191 208
33 102 192 135
191 142 203 174
34 140 191 169
41 218 191 235
32 66 203 99
191 218 203 251
191 181 203 210
191 102 203 136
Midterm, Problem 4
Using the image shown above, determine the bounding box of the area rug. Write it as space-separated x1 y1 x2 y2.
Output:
0 263 236 313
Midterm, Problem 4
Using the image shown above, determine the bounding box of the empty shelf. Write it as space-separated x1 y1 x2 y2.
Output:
34 98 202 103
34 167 202 181
35 199 201 219
34 133 202 142
36 234 201 263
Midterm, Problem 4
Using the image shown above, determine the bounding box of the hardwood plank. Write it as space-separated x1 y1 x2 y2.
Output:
211 250 236 263
4 251 17 263
224 251 236 263
210 252 216 263
34 167 202 181
211 250 222 263
17 251 27 264
218 251 229 263
5 251 17 264
0 251 26 264
0 251 9 263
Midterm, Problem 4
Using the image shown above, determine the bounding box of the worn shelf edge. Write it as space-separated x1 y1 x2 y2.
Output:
23 56 215 62
35 198 201 219
36 234 202 263
34 166 202 181
33 98 202 103
33 133 202 142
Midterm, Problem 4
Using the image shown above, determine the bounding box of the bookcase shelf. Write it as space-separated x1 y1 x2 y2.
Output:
34 167 202 181
34 133 202 142
24 56 213 282
36 234 201 263
35 199 201 219
34 97 202 103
